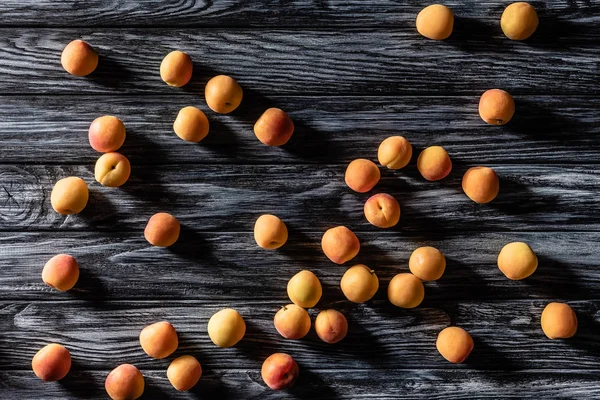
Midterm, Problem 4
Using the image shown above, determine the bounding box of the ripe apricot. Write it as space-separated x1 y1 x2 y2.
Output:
50 177 89 215
497 241 538 280
340 264 379 303
32 343 71 382
105 364 144 400
167 355 202 391
314 309 348 344
61 40 98 76
173 106 210 142
345 159 380 192
378 136 412 169
501 2 539 40
254 214 288 250
207 308 246 348
436 326 474 363
541 302 577 339
89 115 126 152
144 212 180 247
287 270 322 308
205 75 243 114
409 246 446 281
160 50 193 87
254 108 294 146
273 304 311 340
42 254 79 292
462 166 500 204
139 321 178 359
479 89 515 126
387 273 424 308
321 226 360 264
417 146 452 181
416 4 454 40
363 193 400 228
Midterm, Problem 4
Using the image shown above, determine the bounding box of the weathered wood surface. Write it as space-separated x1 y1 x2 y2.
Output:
2 369 600 399
1 95 599 165
2 300 599 370
0 29 598 95
0 164 597 232
0 0 598 28
0 231 599 301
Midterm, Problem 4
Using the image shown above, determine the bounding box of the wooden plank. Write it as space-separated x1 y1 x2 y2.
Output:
0 28 598 95
1 299 599 370
0 164 597 232
1 369 599 399
1 231 599 301
0 0 597 29
1 95 599 165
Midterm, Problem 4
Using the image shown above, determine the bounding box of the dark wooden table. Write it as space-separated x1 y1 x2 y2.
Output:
0 1 599 398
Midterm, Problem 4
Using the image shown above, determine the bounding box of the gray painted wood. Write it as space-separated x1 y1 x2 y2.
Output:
0 231 599 301
0 164 597 232
2 369 600 399
0 28 598 95
1 95 599 165
0 0 597 28
2 300 599 371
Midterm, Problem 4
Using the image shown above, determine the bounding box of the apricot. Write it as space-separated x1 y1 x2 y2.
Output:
436 326 474 363
321 226 360 264
254 214 288 250
89 115 126 153
173 106 210 142
417 146 452 181
345 159 380 193
205 75 243 114
416 4 454 40
167 355 202 391
274 304 311 340
207 308 246 348
501 2 539 40
261 353 299 390
378 136 413 170
409 246 446 281
42 254 79 291
95 152 131 187
479 89 515 126
363 193 400 228
254 108 295 146
497 241 538 280
314 309 348 344
287 270 322 308
144 212 180 247
139 321 178 359
61 39 98 76
462 166 500 204
51 177 89 215
105 364 145 400
160 50 193 87
541 302 578 339
340 264 379 303
388 273 425 308
32 343 71 382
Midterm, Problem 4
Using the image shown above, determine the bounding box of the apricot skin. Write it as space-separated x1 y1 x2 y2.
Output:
340 264 379 303
479 89 515 126
345 159 381 193
144 212 180 247
42 254 79 291
364 193 401 228
462 166 499 204
287 270 322 308
409 246 446 281
51 177 89 215
436 326 474 364
88 116 126 153
501 2 539 40
139 321 178 359
207 308 246 348
387 273 425 308
315 309 348 344
167 355 202 391
61 40 98 76
254 214 288 250
205 75 243 114
321 226 360 264
541 302 578 339
173 106 209 143
497 242 538 280
95 152 131 187
416 5 454 40
378 136 413 169
417 146 452 181
32 343 71 382
105 364 145 400
160 51 193 87
274 304 311 340
254 108 294 146
261 353 299 390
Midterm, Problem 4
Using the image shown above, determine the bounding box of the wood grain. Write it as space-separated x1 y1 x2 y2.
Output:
1 299 599 371
1 95 599 165
0 0 597 28
0 164 597 232
1 369 600 399
0 231 599 301
0 28 598 95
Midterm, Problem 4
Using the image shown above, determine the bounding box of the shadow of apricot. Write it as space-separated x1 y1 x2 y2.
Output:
426 257 492 302
79 187 124 230
488 174 559 217
168 225 218 266
69 265 109 306
288 367 338 400
465 336 522 371
448 17 511 53
89 53 133 89
525 255 597 300
59 358 102 397
568 310 600 360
